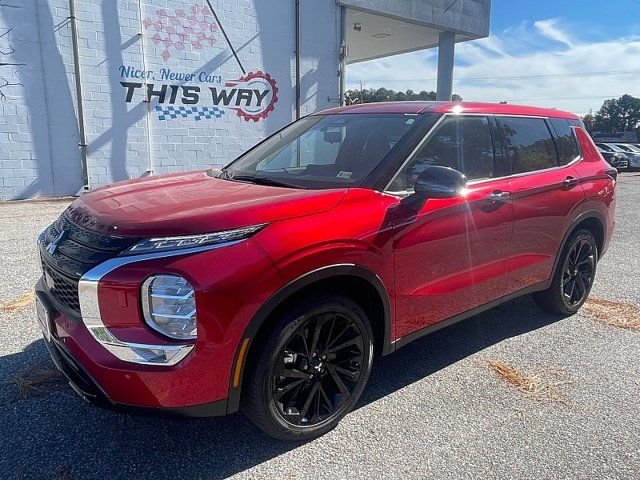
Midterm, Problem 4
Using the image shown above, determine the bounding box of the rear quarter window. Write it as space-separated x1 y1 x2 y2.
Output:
567 118 586 129
550 118 581 165
498 117 558 174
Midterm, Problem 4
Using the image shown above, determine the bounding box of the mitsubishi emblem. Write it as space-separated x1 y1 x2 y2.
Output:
45 230 66 255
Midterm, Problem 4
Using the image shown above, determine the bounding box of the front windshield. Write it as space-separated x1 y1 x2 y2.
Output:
222 114 423 189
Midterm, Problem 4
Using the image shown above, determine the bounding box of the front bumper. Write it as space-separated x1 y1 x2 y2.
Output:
45 330 227 417
37 282 228 417
35 228 279 416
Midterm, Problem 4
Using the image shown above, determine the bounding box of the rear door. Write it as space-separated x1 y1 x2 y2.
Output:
497 116 585 294
390 114 514 339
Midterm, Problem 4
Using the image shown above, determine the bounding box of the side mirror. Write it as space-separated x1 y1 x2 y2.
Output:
414 166 467 198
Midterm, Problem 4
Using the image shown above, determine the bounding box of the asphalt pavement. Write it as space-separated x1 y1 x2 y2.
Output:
0 173 638 480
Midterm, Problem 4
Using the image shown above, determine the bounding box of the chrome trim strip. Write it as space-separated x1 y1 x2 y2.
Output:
151 311 197 319
464 155 582 187
86 326 194 366
78 240 241 366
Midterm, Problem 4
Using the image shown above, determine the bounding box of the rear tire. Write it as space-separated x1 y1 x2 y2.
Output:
241 294 374 441
532 229 597 315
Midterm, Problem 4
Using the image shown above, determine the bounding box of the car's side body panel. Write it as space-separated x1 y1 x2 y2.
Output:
573 128 617 255
391 178 514 338
505 165 586 292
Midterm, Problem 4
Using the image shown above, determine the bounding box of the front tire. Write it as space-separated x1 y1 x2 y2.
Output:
533 229 597 315
241 294 374 441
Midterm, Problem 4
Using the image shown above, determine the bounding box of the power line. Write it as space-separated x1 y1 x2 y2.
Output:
349 70 640 84
499 94 640 102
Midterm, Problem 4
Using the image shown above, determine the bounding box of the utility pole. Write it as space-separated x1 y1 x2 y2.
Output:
360 81 365 104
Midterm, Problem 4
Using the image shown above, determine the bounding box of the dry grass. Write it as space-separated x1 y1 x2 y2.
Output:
8 364 65 399
582 297 640 331
488 360 571 403
0 291 35 314
488 360 541 394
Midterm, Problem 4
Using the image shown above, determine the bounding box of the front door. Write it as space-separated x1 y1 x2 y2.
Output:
388 114 514 340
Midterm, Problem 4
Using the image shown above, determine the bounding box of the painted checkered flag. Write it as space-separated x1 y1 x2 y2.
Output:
156 106 225 121
143 5 218 61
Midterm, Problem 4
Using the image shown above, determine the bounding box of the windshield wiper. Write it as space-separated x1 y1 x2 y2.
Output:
223 173 304 189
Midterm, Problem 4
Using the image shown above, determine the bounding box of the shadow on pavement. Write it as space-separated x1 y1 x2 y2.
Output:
1 296 563 479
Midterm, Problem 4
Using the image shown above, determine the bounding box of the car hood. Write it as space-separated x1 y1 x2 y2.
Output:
66 170 347 237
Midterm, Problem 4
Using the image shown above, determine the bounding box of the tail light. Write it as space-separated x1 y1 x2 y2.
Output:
604 168 618 181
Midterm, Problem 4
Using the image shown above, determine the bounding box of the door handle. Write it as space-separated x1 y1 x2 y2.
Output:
562 176 579 190
487 190 511 202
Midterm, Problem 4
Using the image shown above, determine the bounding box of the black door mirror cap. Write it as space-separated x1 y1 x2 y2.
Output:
413 166 467 199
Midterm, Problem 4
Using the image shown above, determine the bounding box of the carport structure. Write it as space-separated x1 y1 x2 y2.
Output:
338 0 491 100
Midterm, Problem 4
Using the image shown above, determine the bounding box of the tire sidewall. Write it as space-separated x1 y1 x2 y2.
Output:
558 230 598 313
259 296 374 440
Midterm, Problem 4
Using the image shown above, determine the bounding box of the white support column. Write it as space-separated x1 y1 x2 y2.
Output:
138 0 154 175
436 31 455 101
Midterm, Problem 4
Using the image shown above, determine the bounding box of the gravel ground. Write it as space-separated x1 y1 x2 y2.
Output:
0 174 638 480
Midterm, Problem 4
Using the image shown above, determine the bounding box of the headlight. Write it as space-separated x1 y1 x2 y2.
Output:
122 224 267 256
142 275 197 340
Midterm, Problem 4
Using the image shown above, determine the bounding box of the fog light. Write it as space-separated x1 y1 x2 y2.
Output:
142 275 197 340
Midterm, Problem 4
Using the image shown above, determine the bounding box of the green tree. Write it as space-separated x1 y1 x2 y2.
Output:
344 88 461 105
395 91 407 101
592 94 640 134
581 113 596 133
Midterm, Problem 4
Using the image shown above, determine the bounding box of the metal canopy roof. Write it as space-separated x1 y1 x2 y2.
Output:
338 0 491 64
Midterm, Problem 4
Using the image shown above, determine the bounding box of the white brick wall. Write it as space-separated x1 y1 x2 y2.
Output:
0 0 340 200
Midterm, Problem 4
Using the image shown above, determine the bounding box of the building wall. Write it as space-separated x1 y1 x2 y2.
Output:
0 0 340 200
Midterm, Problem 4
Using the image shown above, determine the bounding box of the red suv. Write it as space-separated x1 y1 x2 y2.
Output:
35 102 616 440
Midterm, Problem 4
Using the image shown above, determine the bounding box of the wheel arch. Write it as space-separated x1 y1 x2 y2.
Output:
225 264 393 414
548 210 606 288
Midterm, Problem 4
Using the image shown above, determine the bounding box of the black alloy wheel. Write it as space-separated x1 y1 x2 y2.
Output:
242 294 374 441
561 237 596 308
533 229 598 315
271 311 366 426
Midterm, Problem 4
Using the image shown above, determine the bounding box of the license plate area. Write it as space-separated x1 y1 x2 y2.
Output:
35 292 54 341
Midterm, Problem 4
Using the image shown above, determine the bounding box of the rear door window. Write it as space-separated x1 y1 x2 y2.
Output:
550 118 580 165
498 117 558 174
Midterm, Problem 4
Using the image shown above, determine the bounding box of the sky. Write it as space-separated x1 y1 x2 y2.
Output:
346 0 640 116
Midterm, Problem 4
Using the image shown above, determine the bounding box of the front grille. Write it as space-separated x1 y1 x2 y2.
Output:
39 211 137 315
40 259 82 311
